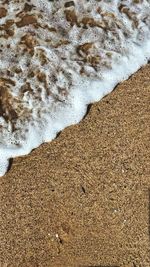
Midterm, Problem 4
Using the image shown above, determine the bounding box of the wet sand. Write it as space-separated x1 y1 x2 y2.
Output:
0 64 150 267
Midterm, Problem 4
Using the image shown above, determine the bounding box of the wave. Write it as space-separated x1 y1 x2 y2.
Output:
0 0 150 176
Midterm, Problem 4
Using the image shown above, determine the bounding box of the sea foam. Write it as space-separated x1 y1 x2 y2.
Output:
0 0 150 176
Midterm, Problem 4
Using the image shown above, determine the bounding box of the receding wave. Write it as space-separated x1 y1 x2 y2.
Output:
0 0 150 176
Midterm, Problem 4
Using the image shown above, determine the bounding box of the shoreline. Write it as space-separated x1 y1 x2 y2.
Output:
0 64 150 267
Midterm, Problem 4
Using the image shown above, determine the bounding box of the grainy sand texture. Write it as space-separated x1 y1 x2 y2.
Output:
0 64 150 267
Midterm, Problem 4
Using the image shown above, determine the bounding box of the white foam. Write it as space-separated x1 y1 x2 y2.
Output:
0 0 150 176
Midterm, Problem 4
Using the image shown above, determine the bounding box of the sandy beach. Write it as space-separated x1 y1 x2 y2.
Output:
0 64 150 267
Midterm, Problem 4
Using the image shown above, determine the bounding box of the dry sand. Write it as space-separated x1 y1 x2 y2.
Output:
0 64 150 267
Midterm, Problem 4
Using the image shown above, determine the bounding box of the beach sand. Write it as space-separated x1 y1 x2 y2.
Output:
0 64 150 267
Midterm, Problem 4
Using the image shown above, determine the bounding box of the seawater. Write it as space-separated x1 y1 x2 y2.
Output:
0 0 150 176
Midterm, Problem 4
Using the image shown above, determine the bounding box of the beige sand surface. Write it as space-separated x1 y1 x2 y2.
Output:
0 64 150 267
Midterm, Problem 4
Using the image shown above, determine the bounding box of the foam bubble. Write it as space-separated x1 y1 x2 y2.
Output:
0 157 9 177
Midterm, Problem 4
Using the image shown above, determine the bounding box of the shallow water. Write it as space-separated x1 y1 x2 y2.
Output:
0 0 150 176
